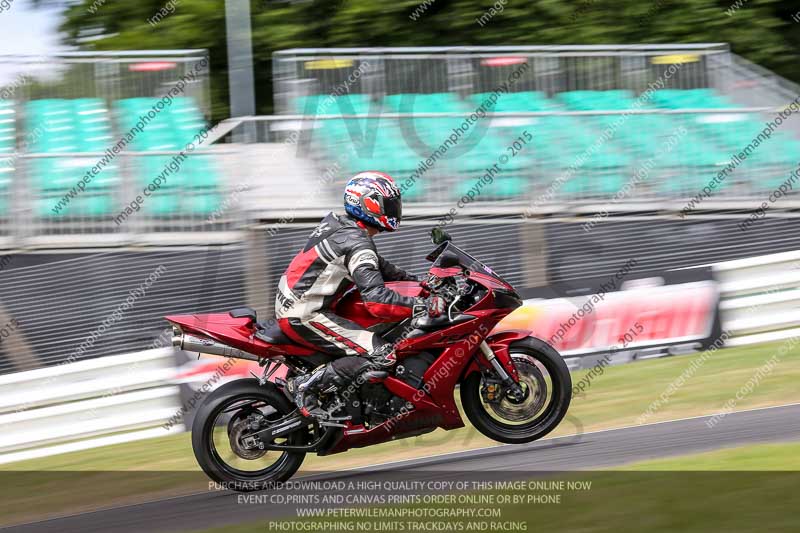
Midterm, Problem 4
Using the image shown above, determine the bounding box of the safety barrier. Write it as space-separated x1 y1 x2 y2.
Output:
715 250 800 345
0 348 181 464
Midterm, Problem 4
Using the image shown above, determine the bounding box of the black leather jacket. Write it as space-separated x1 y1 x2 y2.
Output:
276 212 419 321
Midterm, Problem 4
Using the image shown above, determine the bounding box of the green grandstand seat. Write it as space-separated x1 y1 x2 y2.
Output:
183 193 220 214
332 94 373 114
401 181 425 200
29 162 91 200
650 89 731 110
25 98 120 217
114 96 222 217
142 192 174 216
454 176 526 199
171 98 215 135
38 193 113 218
294 94 373 115
307 87 800 203
184 156 219 189
557 90 637 111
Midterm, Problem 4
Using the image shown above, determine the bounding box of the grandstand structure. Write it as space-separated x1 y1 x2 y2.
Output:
264 43 800 214
0 44 799 246
0 50 234 246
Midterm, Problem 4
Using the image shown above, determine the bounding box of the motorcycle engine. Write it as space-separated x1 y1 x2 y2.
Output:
357 352 438 427
359 382 407 426
311 353 440 428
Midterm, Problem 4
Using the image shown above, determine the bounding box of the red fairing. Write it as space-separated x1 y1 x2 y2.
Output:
430 266 462 278
332 281 423 328
469 270 514 291
460 329 532 382
363 301 413 322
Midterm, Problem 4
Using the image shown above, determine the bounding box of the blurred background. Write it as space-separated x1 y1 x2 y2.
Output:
1 0 800 521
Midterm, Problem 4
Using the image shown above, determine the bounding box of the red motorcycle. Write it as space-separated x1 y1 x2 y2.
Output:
166 228 571 490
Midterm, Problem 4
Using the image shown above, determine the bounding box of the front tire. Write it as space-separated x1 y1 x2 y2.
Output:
192 379 307 491
461 337 571 444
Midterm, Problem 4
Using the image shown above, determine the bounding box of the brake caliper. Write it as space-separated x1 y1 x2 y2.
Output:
480 376 504 404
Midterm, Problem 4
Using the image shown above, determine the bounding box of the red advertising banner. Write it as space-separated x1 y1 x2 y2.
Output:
497 268 721 359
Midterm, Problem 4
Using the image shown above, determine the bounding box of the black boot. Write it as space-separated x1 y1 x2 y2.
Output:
367 344 397 369
286 355 387 419
286 364 346 418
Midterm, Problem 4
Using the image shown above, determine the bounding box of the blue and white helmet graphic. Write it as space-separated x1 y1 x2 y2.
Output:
343 171 402 232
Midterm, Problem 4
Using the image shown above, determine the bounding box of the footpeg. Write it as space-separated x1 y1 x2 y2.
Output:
325 415 352 422
297 371 323 392
319 421 348 428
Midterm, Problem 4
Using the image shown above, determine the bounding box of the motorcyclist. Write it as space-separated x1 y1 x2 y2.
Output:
276 171 446 418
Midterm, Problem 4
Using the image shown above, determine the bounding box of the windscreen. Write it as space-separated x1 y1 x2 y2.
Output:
430 242 512 287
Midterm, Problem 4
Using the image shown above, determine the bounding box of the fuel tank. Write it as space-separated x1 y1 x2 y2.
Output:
331 281 423 329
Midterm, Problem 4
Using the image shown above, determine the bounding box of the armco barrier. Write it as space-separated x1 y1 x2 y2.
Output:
715 250 800 346
0 348 181 464
0 250 797 464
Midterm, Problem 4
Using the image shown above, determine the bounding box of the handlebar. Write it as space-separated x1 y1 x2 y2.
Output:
418 270 476 323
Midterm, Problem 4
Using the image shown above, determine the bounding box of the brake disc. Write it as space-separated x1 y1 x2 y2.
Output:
229 418 268 460
486 358 547 423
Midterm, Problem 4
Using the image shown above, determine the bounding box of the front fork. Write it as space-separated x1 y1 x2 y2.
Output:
478 341 526 402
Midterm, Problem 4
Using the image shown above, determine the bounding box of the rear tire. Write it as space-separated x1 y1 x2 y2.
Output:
192 379 306 491
461 337 571 444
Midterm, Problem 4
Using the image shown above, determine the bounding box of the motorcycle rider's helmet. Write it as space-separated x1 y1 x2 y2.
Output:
343 171 402 232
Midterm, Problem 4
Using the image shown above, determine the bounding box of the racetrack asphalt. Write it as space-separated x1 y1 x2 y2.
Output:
6 402 800 533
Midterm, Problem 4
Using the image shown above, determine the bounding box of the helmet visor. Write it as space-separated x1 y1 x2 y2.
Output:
383 194 402 221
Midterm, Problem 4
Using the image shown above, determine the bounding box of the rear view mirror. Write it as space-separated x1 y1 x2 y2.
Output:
431 227 452 245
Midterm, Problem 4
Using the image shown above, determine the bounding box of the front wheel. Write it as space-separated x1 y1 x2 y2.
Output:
192 379 307 491
461 337 571 444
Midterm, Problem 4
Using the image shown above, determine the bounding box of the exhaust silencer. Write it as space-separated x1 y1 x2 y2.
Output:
173 333 260 362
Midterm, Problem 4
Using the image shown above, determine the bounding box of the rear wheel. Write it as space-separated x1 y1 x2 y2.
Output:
192 379 307 491
461 337 571 444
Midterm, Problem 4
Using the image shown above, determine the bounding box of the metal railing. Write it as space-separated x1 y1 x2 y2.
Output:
9 148 243 238
0 51 231 244
0 51 210 116
1 46 799 243
273 44 731 114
